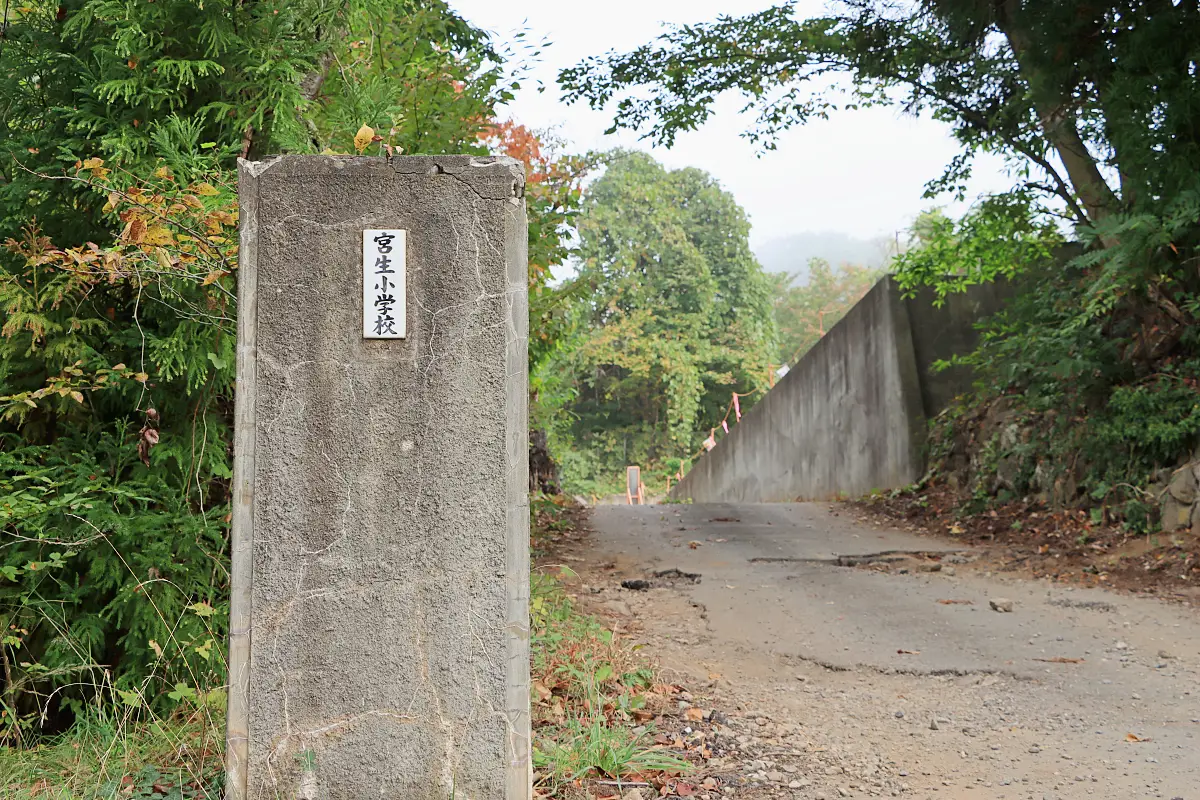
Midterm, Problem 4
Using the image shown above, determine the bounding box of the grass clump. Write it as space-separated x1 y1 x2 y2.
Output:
530 567 688 794
0 703 222 799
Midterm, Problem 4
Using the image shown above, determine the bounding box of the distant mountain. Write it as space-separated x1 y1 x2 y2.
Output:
753 231 895 283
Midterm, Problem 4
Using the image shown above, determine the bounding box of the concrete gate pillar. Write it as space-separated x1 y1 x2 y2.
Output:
226 155 530 800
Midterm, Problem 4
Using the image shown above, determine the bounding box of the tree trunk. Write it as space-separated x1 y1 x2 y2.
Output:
996 1 1119 226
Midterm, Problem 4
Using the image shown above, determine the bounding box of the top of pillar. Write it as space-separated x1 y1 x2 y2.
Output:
237 154 525 201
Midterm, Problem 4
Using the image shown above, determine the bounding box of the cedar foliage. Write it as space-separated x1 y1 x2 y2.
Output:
0 0 531 739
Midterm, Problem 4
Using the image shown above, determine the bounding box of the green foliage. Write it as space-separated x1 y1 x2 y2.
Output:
562 1 1200 516
559 2 1200 228
0 1 523 740
892 194 1062 304
545 151 775 492
0 0 514 243
1089 375 1200 479
0 166 237 734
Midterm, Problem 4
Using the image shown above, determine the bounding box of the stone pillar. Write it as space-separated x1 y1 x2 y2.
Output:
227 155 530 800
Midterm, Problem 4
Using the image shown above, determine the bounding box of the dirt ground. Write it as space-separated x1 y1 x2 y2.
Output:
542 502 1200 800
855 487 1200 605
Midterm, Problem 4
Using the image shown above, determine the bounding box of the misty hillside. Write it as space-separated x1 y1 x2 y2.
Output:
753 231 894 282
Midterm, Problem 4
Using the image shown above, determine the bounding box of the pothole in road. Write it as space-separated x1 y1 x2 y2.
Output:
621 568 702 591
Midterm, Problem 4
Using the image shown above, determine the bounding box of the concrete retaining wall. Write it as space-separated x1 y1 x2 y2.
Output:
671 276 1008 503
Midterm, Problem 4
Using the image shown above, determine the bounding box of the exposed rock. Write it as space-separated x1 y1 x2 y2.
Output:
1168 466 1197 504
1161 494 1192 531
989 598 1014 613
994 456 1020 493
602 599 633 617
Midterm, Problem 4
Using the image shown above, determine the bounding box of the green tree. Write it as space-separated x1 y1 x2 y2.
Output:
550 151 775 494
0 0 520 736
560 1 1200 518
558 1 1200 356
0 0 511 242
560 2 1199 227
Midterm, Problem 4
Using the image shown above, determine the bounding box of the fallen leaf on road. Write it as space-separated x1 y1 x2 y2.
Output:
710 517 740 522
1034 657 1084 664
937 599 974 605
684 707 704 721
688 540 701 549
897 649 921 655
1126 732 1152 742
949 524 964 534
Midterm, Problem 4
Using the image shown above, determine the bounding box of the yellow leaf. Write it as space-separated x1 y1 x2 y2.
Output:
188 602 216 617
193 182 220 197
353 124 375 154
202 270 229 286
82 158 110 179
149 639 163 659
70 391 84 404
111 363 126 371
153 166 173 180
133 372 149 383
181 194 205 209
141 226 174 246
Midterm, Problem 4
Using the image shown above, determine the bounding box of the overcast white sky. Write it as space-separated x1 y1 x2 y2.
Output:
449 0 1015 250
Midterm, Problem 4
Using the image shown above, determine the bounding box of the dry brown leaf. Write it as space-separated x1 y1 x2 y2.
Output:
1034 657 1084 664
1126 732 1151 742
896 649 921 655
937 599 974 605
683 707 704 721
688 540 701 549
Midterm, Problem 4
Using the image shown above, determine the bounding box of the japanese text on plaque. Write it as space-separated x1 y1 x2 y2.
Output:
362 229 407 339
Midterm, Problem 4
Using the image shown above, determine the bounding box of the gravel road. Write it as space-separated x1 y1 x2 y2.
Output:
580 502 1200 799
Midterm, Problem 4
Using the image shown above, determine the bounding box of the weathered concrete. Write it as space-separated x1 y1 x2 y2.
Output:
902 281 1015 419
674 278 926 502
228 155 530 800
671 276 1018 503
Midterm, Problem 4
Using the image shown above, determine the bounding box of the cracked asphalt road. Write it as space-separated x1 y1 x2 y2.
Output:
584 502 1200 799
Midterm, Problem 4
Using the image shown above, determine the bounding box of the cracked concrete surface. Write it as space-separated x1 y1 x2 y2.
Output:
231 156 529 800
586 503 1200 798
